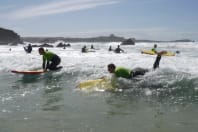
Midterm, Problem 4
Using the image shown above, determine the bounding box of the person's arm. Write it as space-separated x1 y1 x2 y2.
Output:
24 47 27 52
111 74 119 88
42 60 46 70
121 48 125 52
42 56 46 70
46 61 49 70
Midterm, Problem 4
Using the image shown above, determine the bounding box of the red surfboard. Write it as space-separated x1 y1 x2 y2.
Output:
11 70 46 75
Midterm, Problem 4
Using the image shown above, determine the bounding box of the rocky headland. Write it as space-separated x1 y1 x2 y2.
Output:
0 27 194 46
0 27 23 45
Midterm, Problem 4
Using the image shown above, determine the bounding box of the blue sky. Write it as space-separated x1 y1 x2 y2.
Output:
0 0 198 40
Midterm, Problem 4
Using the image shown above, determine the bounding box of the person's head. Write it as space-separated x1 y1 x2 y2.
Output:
154 44 157 48
108 63 116 73
176 50 180 54
38 47 45 55
117 45 120 48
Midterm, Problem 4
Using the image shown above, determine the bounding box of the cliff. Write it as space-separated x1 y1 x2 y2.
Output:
0 27 22 45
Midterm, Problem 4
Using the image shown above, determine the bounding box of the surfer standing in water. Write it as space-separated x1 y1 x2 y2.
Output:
114 45 125 53
24 44 32 53
107 52 165 79
38 47 62 71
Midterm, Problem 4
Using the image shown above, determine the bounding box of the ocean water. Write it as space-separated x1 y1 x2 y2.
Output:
0 42 198 132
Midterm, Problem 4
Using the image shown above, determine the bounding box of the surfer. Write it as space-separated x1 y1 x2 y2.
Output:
38 47 62 71
108 52 164 79
91 44 94 49
81 45 87 53
24 44 32 53
151 44 157 53
114 45 124 53
108 45 113 51
150 44 168 56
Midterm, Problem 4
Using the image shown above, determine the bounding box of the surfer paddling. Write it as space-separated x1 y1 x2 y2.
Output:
38 47 62 71
107 52 165 79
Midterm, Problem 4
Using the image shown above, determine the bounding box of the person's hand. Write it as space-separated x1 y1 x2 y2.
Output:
99 76 106 79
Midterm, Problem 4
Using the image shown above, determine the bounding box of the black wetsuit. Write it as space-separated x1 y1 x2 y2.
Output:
130 55 162 78
46 55 61 70
24 45 32 53
43 52 61 71
153 55 161 70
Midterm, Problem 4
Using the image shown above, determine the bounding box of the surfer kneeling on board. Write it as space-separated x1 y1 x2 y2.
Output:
38 47 62 71
107 52 165 79
151 44 157 53
151 44 168 55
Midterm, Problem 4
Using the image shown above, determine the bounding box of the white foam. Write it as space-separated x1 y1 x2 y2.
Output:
1 42 198 76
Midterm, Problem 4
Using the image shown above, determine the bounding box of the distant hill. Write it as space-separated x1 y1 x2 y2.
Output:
0 27 22 45
170 39 194 42
135 39 194 43
22 35 194 44
0 27 193 44
22 34 126 43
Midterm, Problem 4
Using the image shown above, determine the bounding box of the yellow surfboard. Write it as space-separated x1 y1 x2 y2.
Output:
141 50 175 56
76 78 114 91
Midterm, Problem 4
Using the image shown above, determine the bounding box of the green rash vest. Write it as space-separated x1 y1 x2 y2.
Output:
43 51 55 62
151 48 157 53
114 67 132 79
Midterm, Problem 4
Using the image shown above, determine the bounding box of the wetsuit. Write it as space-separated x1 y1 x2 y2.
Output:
114 66 149 79
24 45 32 53
114 48 124 53
130 67 149 78
114 67 132 79
27 45 32 53
131 54 162 77
81 47 87 53
151 47 157 53
153 55 161 69
42 51 61 70
114 55 162 79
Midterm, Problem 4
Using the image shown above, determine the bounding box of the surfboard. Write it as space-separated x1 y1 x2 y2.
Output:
11 70 46 75
87 50 96 52
141 50 175 56
11 66 63 75
76 78 114 90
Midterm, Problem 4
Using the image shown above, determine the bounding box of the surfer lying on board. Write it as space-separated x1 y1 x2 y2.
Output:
38 47 62 71
107 51 166 79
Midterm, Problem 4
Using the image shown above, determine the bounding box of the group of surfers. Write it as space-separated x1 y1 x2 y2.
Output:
37 44 165 83
109 45 125 53
81 45 125 53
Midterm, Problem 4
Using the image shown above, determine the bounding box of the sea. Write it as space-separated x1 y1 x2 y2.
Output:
0 41 198 132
